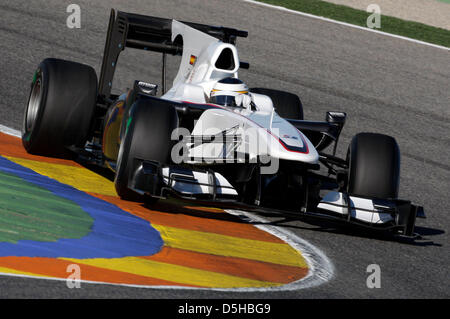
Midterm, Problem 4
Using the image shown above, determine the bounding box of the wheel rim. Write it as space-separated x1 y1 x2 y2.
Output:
26 77 42 132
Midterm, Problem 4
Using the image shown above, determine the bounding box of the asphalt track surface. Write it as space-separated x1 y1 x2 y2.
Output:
0 0 449 298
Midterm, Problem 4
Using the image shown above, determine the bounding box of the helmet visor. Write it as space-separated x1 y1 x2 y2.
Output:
210 95 237 107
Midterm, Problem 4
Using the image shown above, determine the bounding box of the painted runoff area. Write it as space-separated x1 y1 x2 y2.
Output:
0 126 333 290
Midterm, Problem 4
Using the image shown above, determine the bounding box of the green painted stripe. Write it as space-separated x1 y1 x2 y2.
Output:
0 169 93 243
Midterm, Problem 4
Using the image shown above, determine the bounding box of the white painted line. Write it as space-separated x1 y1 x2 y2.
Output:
0 124 21 137
0 212 336 292
0 210 334 292
241 0 450 51
0 209 334 291
226 209 335 291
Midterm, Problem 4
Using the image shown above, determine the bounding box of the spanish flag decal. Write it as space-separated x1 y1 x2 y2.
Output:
189 55 197 65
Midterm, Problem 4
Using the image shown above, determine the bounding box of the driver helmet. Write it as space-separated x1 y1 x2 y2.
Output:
209 77 249 107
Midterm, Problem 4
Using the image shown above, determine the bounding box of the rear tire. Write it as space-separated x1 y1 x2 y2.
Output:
347 132 400 199
250 88 303 120
22 58 98 156
114 98 178 200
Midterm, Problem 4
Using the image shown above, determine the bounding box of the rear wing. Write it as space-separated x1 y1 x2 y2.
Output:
98 9 248 99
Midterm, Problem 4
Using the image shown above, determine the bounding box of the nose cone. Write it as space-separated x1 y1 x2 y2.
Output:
264 114 319 164
268 130 319 164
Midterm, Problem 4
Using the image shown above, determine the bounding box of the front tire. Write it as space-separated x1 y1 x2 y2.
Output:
347 132 400 199
114 98 178 200
22 58 98 156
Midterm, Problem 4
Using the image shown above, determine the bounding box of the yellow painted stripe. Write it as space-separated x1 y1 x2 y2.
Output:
6 156 117 196
153 224 307 268
0 266 46 278
62 257 279 288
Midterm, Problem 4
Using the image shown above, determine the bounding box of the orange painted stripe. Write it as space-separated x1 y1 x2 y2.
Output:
91 193 284 244
0 133 80 167
142 247 308 284
183 206 225 213
0 256 200 287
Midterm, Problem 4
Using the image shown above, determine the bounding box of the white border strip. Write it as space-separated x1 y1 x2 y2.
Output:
0 124 21 137
241 0 450 51
0 211 334 292
224 209 334 291
0 124 334 291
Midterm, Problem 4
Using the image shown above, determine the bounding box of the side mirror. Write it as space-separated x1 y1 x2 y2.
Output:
134 80 158 96
326 111 346 125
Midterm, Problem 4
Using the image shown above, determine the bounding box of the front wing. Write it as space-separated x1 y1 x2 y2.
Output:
129 160 425 239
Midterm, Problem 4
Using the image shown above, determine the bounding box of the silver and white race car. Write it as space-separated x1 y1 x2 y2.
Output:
22 10 425 238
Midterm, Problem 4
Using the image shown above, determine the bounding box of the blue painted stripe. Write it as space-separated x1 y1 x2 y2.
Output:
0 156 163 258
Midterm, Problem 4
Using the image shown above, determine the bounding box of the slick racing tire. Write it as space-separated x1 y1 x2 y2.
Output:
114 98 178 201
250 88 303 120
347 132 400 199
22 58 97 156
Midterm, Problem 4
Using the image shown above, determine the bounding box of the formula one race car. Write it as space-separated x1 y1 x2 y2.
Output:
22 9 425 238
